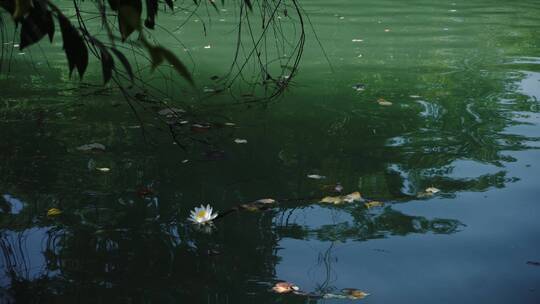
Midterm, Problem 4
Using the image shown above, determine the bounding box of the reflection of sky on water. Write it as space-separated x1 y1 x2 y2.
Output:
274 54 540 304
276 148 540 303
0 227 52 284
2 195 23 214
519 71 540 100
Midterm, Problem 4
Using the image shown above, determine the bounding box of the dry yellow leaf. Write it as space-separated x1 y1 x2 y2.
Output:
377 98 393 106
321 196 343 204
47 208 62 217
255 198 276 204
343 191 362 203
321 192 362 204
240 204 260 212
365 201 384 208
425 187 440 194
342 288 370 299
272 282 299 294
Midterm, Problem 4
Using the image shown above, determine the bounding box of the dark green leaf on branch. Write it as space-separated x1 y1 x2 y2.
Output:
20 4 54 50
244 0 252 11
142 40 193 85
13 0 32 21
117 0 142 41
144 0 158 29
110 48 134 82
58 14 88 79
100 47 115 84
164 0 174 10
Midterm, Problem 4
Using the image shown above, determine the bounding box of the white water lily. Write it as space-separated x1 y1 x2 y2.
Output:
189 204 218 224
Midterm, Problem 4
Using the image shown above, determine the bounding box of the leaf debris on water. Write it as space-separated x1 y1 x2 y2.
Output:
342 288 370 299
352 83 365 91
158 108 185 116
47 208 62 217
377 98 393 106
365 201 384 208
77 143 106 152
417 186 441 198
321 192 362 204
425 187 440 194
234 138 248 144
272 282 299 294
240 198 276 211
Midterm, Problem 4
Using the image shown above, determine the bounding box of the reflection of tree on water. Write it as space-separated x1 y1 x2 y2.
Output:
0 188 463 303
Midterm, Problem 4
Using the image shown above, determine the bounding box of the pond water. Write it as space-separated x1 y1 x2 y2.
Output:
1 0 540 303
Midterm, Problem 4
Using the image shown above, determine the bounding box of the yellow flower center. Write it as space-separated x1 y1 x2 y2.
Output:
196 210 207 219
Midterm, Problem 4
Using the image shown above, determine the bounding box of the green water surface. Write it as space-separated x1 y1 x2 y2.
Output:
1 0 540 303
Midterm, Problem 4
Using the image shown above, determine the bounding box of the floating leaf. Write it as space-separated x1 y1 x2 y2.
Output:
417 187 441 198
425 187 440 194
158 107 185 116
365 201 384 208
234 138 248 144
307 174 326 179
321 192 362 205
272 282 299 294
342 288 370 299
47 208 62 217
377 98 392 106
76 143 106 152
343 191 362 203
352 83 365 91
255 198 276 204
191 123 211 133
240 198 276 211
321 196 343 204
